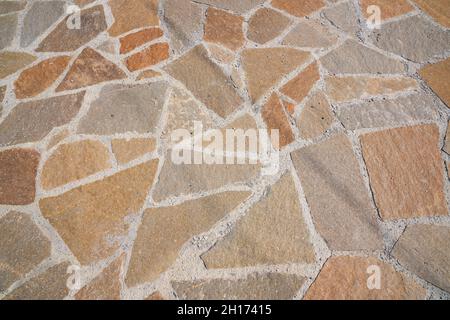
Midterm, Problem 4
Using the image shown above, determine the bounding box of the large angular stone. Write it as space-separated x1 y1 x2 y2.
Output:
194 0 265 14
304 256 426 300
41 140 112 190
323 2 360 37
119 28 163 54
111 138 156 164
108 0 159 36
14 56 71 99
321 40 405 74
296 92 334 140
56 48 126 91
173 273 305 300
202 174 315 269
20 1 65 48
392 224 450 292
0 92 85 146
360 125 447 220
280 62 320 103
291 134 383 251
261 93 294 148
164 45 243 118
0 1 26 14
413 0 450 28
248 8 290 45
125 191 251 287
204 8 244 51
0 212 51 292
420 57 450 108
370 16 450 63
242 48 311 102
37 5 107 52
125 42 169 71
0 51 37 79
360 0 414 21
282 20 338 49
271 0 325 17
0 14 17 50
0 149 40 205
77 82 168 135
39 160 159 265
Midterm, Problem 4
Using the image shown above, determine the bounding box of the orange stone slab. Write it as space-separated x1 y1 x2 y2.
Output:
262 93 294 148
413 0 450 28
119 28 164 54
108 0 159 36
280 62 320 103
125 42 169 71
360 0 414 21
420 57 450 108
271 0 325 17
204 8 244 51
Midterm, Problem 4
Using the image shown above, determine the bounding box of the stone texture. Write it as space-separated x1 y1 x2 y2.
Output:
125 42 169 71
261 93 294 148
20 1 65 48
291 134 383 251
146 292 165 300
97 40 116 55
282 20 338 49
0 212 51 292
0 92 85 146
0 149 40 205
112 138 156 164
206 44 235 64
370 16 450 63
0 1 26 14
325 76 418 103
173 273 305 300
14 56 71 99
41 140 112 190
47 128 70 150
0 14 17 50
392 224 450 292
296 92 334 140
108 0 159 36
194 0 265 14
248 8 290 45
202 174 315 269
77 82 168 135
323 2 360 37
119 28 164 54
337 93 441 130
321 40 404 74
271 0 325 17
126 191 251 287
204 8 244 51
0 51 37 79
136 69 162 80
304 256 426 300
242 48 311 102
280 62 320 103
0 86 6 102
413 0 450 28
39 160 159 265
360 0 414 21
420 57 450 108
360 125 447 220
57 48 126 91
445 122 450 155
5 262 70 300
37 5 107 52
164 45 243 118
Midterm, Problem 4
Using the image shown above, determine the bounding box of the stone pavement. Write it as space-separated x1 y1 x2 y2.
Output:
0 0 450 300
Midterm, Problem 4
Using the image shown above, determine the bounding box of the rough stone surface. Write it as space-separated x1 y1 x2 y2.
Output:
420 57 450 108
204 8 244 51
360 125 447 220
445 121 450 154
280 62 320 103
39 160 159 265
125 42 169 71
126 191 251 287
0 1 26 15
413 0 450 28
296 92 334 140
194 0 265 14
0 51 36 79
0 14 17 50
323 2 360 37
119 28 163 54
282 20 338 49
108 0 159 36
261 93 294 148
360 0 414 21
111 138 156 164
291 134 383 251
248 8 291 45
136 69 161 80
271 0 325 18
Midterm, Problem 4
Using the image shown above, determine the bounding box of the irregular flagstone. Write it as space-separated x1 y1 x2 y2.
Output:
370 16 450 63
271 0 325 18
360 125 447 220
0 149 40 205
77 82 168 135
0 51 37 79
0 212 51 292
0 1 26 14
242 48 311 103
291 134 383 251
413 0 450 28
14 56 71 99
136 69 162 80
0 92 85 146
125 191 252 287
41 140 112 190
204 8 244 51
321 40 404 74
360 0 414 21
20 1 66 48
280 62 320 103
202 174 315 269
323 2 360 37
125 42 170 71
0 14 17 50
75 255 124 300
108 0 159 36
282 20 338 49
5 262 71 300
119 28 164 54
248 8 291 45
296 92 334 140
304 256 426 300
172 273 305 300
37 5 107 52
420 57 450 108
325 76 418 103
111 138 156 164
337 93 441 130
392 224 450 292
39 160 159 265
164 45 243 118
261 93 294 148
57 48 126 91
194 0 265 14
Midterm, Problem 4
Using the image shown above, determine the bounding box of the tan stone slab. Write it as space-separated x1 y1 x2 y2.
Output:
296 92 334 140
119 28 163 54
280 62 320 103
0 51 37 79
360 0 414 21
136 69 162 80
304 256 426 300
47 128 70 150
39 160 159 265
413 0 450 28
323 1 360 37
204 8 244 51
111 138 156 164
262 93 294 148
360 125 447 220
0 1 26 14
420 57 450 108
108 0 159 36
194 0 265 14
206 44 235 64
125 42 169 71
282 19 338 49
126 191 251 287
271 0 325 17
248 8 290 45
